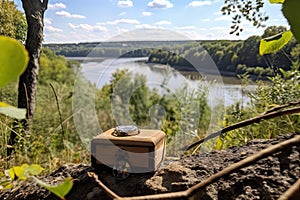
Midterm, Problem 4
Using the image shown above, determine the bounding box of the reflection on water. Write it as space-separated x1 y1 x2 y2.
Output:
80 58 254 107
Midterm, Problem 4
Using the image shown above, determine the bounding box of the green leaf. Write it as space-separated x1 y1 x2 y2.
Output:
259 30 293 55
23 164 44 176
215 137 223 150
8 169 15 180
0 102 26 119
0 181 13 190
283 0 300 42
269 0 285 3
0 36 29 88
33 177 73 200
8 166 27 180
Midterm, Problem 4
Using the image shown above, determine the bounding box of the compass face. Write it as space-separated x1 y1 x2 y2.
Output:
113 125 140 137
115 125 138 133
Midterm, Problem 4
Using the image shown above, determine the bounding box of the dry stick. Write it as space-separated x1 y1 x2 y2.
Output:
52 109 81 134
87 172 121 199
184 106 300 151
49 83 65 138
263 99 300 114
279 178 300 200
89 135 300 200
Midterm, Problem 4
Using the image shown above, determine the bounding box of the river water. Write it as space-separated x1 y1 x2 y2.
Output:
75 57 255 108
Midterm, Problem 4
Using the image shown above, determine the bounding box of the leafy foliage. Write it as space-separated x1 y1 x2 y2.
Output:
221 0 268 36
0 102 26 119
0 36 28 119
283 0 300 42
32 176 73 200
219 66 300 149
0 48 85 171
0 0 27 43
0 36 28 88
1 164 72 199
259 31 293 55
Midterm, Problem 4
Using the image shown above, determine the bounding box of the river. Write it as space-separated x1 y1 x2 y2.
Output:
71 57 256 107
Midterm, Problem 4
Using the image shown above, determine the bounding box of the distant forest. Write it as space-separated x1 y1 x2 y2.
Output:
45 26 300 78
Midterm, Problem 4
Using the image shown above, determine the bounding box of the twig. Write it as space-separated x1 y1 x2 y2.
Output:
42 0 49 11
23 83 29 120
49 83 65 139
183 106 300 151
279 179 300 200
89 135 300 200
87 172 121 199
263 99 300 114
52 109 81 134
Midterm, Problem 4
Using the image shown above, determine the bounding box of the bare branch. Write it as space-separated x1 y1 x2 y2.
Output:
42 0 48 11
279 178 300 200
87 172 121 199
50 83 65 140
184 106 300 151
263 99 300 114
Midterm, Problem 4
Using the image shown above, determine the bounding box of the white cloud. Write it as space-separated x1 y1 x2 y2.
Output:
175 26 197 30
56 11 86 19
155 20 172 25
115 27 130 34
119 12 127 16
202 18 210 22
106 19 141 25
117 0 133 8
142 11 152 16
148 0 173 9
44 18 52 25
68 23 108 32
176 30 202 39
45 26 63 32
188 1 212 7
213 11 222 15
135 24 163 29
209 26 227 31
215 15 231 21
48 3 66 10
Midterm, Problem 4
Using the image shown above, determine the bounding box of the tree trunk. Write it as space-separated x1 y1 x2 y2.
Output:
7 0 48 155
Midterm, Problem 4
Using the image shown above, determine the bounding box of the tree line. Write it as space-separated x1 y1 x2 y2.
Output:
45 26 300 78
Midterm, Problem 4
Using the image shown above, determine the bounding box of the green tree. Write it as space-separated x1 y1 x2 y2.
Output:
8 0 49 155
261 26 288 38
0 0 27 43
237 36 262 67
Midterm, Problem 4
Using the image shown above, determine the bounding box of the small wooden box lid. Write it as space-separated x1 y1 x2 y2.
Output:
92 128 165 147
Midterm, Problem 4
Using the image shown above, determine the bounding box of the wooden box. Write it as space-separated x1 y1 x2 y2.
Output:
91 127 166 174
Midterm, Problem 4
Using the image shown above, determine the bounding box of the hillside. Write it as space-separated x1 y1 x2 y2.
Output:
45 35 299 78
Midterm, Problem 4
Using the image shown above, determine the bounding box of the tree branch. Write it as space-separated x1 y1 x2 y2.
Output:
42 0 48 11
183 106 300 151
50 83 65 140
279 178 300 200
87 172 121 199
263 99 300 114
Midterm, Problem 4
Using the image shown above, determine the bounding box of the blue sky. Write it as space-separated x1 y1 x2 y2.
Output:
15 0 288 43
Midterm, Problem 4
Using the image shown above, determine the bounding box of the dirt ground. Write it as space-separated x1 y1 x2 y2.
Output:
1 134 299 200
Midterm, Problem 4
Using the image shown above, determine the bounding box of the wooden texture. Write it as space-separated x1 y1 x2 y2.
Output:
91 129 166 171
